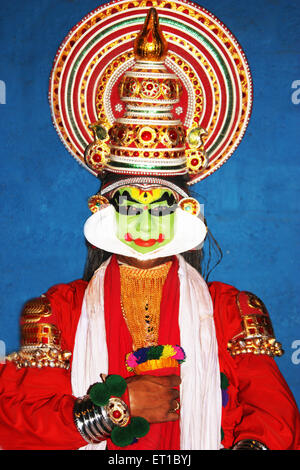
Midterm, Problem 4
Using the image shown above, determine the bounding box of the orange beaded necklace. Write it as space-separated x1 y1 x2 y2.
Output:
119 261 172 350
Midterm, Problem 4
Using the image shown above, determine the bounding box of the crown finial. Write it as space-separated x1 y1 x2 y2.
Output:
134 8 168 62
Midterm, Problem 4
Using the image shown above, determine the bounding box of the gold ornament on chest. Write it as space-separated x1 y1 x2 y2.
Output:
119 262 171 350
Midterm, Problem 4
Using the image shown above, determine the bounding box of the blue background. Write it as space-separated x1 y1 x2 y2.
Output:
0 0 299 407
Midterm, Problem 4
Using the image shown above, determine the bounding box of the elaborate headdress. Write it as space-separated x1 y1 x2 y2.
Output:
49 0 252 191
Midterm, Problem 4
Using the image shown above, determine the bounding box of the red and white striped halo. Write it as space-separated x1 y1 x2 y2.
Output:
49 0 252 185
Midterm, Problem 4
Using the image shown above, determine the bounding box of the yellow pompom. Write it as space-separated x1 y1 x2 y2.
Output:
161 345 176 358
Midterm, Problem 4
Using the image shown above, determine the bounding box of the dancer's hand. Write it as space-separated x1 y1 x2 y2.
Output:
126 374 181 423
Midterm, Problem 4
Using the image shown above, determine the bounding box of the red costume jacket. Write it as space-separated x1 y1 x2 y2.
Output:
0 261 299 450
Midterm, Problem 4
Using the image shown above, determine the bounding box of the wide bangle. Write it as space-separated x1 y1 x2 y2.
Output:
73 395 114 444
73 374 150 447
232 439 268 450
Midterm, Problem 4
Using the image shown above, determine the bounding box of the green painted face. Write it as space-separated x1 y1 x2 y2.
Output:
111 186 177 254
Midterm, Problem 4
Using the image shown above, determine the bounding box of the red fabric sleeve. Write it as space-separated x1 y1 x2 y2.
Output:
0 280 88 450
232 354 300 450
209 281 300 450
0 363 86 450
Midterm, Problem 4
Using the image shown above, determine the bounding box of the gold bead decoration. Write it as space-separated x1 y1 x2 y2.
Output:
88 194 110 213
119 261 172 350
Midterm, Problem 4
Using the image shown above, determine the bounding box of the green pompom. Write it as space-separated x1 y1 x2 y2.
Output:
111 425 135 447
89 382 110 406
105 374 127 397
130 417 150 438
220 372 229 390
147 345 164 360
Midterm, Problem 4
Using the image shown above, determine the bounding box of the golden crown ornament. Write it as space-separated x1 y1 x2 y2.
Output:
49 0 252 186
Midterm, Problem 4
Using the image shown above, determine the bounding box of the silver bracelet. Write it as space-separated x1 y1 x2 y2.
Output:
73 397 98 444
80 397 106 443
73 395 130 444
73 396 110 444
232 439 268 450
88 404 112 438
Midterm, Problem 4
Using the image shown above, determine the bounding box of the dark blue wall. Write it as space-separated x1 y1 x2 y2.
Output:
0 0 299 407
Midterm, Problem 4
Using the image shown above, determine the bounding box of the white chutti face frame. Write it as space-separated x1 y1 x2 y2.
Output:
84 205 207 260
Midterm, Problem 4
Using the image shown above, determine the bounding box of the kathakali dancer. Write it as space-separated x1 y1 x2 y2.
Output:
0 1 299 450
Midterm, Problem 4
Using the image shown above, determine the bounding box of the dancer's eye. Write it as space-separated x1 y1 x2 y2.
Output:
150 204 177 217
126 206 144 216
117 204 143 216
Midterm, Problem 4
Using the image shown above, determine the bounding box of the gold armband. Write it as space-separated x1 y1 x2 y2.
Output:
227 291 283 357
6 296 71 369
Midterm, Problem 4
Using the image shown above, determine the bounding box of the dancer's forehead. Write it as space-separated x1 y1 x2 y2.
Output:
109 186 178 204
